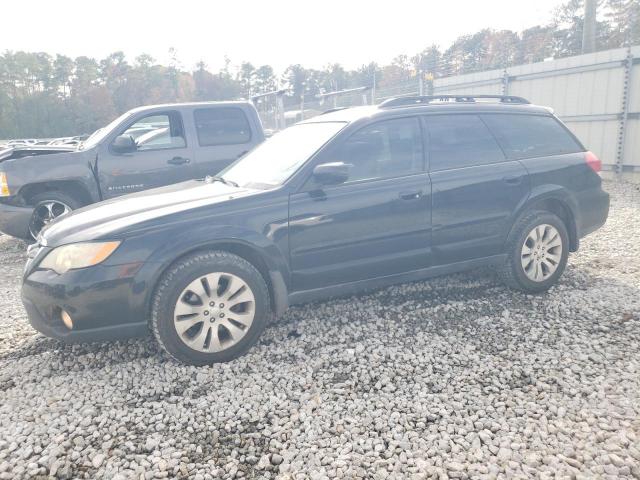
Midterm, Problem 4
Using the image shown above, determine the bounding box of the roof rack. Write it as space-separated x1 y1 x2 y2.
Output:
379 95 530 108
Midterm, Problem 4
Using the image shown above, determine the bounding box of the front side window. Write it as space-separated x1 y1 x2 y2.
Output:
427 114 504 171
120 112 186 151
482 113 583 159
327 117 423 183
194 107 251 146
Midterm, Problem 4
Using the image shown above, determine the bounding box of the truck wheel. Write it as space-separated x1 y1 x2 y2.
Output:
497 210 569 293
28 191 82 240
151 250 271 365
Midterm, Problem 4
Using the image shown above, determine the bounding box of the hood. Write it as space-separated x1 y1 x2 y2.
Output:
0 145 78 163
40 179 262 246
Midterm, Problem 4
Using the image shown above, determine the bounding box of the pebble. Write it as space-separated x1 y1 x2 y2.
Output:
0 180 638 479
92 454 106 469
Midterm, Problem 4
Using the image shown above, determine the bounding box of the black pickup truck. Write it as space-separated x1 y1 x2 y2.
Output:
0 101 264 239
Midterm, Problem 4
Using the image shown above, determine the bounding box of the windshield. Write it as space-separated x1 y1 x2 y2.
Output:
80 111 133 150
222 122 346 188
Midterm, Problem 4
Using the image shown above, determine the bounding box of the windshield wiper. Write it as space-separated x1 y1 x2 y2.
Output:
204 175 239 188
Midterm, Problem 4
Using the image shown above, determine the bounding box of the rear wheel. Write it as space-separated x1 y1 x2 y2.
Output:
497 211 569 293
151 251 271 365
28 191 82 240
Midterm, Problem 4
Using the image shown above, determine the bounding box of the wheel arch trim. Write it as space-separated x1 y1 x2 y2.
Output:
509 185 579 251
17 180 95 206
141 231 290 320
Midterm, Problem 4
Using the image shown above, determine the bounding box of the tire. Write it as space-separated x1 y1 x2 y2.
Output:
28 191 83 240
497 210 569 293
151 250 271 365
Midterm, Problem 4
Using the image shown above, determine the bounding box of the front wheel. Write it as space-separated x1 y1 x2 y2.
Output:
28 191 81 240
497 211 569 293
151 251 271 365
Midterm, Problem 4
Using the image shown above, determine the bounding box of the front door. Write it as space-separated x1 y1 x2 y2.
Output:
99 111 194 199
288 117 432 292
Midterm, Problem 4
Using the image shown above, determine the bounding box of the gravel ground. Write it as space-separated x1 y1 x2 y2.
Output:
0 179 639 480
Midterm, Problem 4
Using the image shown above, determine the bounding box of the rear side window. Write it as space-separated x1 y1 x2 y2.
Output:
194 107 252 146
482 114 583 159
426 114 504 171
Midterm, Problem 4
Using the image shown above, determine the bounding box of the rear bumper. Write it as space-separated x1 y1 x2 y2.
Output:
21 263 150 343
577 188 610 239
0 201 33 239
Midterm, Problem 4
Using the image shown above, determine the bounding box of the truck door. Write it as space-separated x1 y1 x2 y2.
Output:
98 110 194 199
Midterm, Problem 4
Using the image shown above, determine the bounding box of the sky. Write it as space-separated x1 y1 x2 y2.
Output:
0 0 563 73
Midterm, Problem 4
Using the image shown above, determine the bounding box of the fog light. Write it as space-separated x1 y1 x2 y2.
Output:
60 310 73 330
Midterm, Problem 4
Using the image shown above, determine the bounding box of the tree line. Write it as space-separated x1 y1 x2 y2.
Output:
0 0 637 139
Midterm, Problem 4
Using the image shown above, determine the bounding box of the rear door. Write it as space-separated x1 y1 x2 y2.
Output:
288 116 432 291
191 106 259 177
99 111 193 199
425 114 530 265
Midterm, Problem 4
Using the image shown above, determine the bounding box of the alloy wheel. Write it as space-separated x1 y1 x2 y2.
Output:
520 224 563 282
28 200 72 239
173 272 256 352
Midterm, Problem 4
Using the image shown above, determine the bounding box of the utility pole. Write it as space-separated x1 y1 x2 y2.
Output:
300 82 306 121
372 69 376 105
582 0 597 54
370 64 376 105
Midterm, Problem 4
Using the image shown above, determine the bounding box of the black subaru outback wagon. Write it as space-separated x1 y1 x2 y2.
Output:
22 95 609 365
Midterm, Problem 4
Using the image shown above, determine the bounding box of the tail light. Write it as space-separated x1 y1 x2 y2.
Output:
585 151 601 173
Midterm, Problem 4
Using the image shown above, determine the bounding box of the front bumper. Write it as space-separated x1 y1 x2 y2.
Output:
21 262 150 343
0 201 33 239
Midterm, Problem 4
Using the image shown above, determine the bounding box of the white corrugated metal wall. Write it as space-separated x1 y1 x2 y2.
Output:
432 46 640 172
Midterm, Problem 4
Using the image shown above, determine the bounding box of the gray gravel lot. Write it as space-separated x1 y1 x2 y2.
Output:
0 179 639 479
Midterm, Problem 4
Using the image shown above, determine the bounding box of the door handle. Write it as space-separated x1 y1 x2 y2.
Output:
503 175 523 185
399 190 422 200
168 156 190 165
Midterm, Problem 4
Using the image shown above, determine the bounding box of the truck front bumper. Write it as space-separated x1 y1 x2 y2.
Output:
0 200 33 239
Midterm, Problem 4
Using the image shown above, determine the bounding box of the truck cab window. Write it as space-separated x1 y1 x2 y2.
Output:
194 107 252 146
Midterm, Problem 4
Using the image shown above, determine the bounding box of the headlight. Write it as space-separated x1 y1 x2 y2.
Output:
0 172 9 197
39 241 121 274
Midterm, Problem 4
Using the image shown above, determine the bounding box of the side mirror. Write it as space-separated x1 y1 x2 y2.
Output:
111 134 136 154
312 162 351 186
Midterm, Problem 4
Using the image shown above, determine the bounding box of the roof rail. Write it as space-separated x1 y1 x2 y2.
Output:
320 107 349 115
378 95 530 108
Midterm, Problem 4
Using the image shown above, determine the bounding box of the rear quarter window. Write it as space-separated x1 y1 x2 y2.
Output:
482 113 583 160
194 107 252 146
